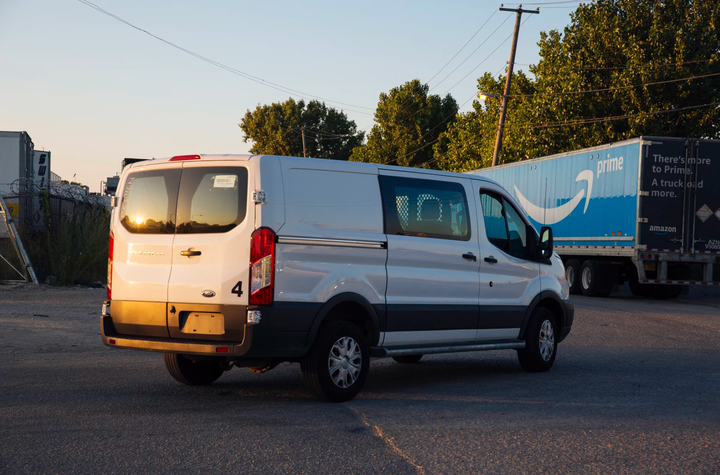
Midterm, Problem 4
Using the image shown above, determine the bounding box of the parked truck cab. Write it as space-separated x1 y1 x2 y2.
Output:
102 154 573 402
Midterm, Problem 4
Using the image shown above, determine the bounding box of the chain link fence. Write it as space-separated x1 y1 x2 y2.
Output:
2 181 110 285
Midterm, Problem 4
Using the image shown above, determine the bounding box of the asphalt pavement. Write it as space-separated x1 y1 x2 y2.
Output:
0 284 719 474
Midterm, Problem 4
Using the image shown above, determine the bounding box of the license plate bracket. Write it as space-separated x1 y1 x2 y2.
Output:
180 312 225 335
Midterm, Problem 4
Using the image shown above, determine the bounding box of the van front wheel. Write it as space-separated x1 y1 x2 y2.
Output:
164 353 224 385
517 307 557 373
301 321 370 402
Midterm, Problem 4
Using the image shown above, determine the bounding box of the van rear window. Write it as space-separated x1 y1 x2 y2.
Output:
176 167 248 234
119 166 248 234
120 169 181 234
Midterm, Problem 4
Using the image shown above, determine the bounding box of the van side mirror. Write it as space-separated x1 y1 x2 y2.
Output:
538 226 553 260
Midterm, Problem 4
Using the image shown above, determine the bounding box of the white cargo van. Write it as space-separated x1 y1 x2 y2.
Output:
102 154 574 402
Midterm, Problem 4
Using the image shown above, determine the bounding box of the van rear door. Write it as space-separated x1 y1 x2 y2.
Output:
111 163 183 338
166 161 254 341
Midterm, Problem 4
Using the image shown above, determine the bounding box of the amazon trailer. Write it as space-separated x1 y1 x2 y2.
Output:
467 137 720 298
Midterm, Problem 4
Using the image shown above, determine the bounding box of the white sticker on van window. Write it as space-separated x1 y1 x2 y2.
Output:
213 175 237 188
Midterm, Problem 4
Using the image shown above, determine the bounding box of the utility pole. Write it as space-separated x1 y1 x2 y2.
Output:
301 127 307 157
491 4 539 167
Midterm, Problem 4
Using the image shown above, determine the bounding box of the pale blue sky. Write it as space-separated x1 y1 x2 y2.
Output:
0 0 580 191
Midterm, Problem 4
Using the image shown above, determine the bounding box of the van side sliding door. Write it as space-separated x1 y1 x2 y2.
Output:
379 171 481 347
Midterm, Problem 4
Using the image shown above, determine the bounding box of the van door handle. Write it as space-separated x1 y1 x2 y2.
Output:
180 250 202 257
484 256 497 264
462 253 477 261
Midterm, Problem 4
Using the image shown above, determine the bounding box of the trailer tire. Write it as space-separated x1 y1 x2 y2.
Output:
565 259 582 295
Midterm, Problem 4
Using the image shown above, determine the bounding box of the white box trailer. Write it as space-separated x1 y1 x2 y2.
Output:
0 131 34 226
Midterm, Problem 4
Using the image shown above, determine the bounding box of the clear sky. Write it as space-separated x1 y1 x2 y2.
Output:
0 0 581 192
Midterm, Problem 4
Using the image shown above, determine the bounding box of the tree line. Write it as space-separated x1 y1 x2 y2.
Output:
239 0 720 171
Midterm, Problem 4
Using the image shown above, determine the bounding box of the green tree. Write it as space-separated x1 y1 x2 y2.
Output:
435 0 720 170
526 0 720 157
239 98 364 160
434 71 536 172
350 80 458 168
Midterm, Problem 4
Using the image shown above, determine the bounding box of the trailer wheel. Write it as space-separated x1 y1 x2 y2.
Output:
565 259 582 295
580 260 610 297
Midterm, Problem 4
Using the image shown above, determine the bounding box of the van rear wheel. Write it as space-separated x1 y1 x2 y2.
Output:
301 321 369 402
164 353 224 385
517 307 557 373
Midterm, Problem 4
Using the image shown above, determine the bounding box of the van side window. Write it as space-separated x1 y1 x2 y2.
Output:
379 176 470 241
480 191 531 260
120 169 182 234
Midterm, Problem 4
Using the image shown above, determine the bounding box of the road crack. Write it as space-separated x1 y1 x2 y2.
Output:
349 407 426 475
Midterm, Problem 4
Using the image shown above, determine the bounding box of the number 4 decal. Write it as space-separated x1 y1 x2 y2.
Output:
231 281 243 297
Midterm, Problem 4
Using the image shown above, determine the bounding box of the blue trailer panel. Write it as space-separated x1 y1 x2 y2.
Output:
467 137 720 291
468 139 641 249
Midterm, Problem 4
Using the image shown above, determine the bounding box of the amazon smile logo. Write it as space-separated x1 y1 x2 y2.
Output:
514 170 594 225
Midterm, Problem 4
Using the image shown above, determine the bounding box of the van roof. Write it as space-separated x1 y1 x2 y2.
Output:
127 153 499 185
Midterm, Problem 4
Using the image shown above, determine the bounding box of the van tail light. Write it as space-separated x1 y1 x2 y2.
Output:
107 231 114 300
249 228 276 305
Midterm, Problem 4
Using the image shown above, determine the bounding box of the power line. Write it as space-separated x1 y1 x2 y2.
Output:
424 101 720 169
510 70 720 98
426 10 498 85
568 57 719 71
382 63 510 167
76 0 374 115
509 101 720 130
503 1 582 4
442 14 534 97
432 16 512 90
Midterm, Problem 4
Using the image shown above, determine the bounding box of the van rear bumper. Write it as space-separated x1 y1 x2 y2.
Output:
101 316 251 356
101 315 308 358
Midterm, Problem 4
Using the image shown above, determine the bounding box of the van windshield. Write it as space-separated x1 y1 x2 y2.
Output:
119 166 248 234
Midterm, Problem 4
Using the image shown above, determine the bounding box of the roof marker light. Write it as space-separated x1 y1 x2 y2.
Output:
170 154 201 161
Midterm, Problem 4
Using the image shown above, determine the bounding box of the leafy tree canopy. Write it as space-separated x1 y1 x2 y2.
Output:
239 98 364 160
435 0 720 171
351 79 458 168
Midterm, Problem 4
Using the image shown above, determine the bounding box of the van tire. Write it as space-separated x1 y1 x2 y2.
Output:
164 353 224 385
565 259 582 295
392 355 423 364
517 307 557 373
301 321 369 402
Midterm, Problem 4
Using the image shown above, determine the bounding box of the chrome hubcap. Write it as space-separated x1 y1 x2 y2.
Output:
582 266 592 289
539 319 555 361
328 336 362 388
